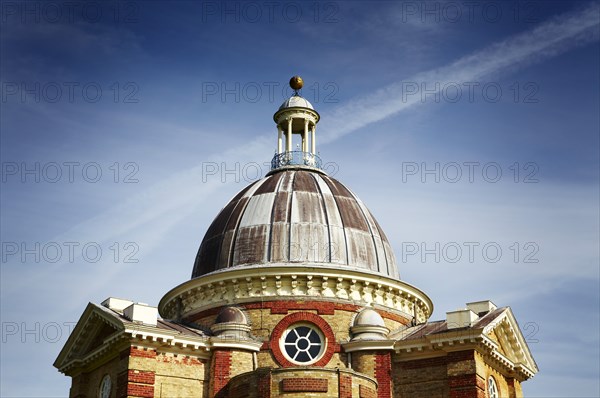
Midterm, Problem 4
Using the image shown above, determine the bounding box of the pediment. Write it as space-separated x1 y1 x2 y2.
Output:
481 308 539 377
54 303 125 373
391 306 538 381
78 317 121 357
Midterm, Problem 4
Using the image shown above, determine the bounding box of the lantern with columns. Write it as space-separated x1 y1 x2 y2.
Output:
271 76 322 171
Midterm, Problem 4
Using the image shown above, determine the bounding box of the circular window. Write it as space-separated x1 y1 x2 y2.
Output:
271 312 334 367
281 323 325 364
98 374 111 398
487 376 498 398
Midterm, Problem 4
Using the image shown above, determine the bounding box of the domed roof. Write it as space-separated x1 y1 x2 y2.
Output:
350 308 389 341
353 308 386 327
215 307 247 324
192 169 399 279
279 95 314 110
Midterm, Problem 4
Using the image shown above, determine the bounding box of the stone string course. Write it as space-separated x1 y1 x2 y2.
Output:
160 269 432 324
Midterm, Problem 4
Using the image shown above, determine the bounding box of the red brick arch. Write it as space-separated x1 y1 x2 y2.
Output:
270 312 336 368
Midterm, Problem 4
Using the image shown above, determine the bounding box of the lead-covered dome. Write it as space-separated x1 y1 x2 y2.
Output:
160 77 432 324
192 169 399 279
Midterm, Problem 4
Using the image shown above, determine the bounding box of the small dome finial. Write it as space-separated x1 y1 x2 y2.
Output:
289 75 303 95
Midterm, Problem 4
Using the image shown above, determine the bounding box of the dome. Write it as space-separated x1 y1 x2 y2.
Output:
353 308 385 327
211 306 251 339
192 169 399 279
278 95 314 110
214 306 247 325
350 308 389 341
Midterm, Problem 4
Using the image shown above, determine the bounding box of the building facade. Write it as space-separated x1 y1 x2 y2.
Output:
54 76 538 398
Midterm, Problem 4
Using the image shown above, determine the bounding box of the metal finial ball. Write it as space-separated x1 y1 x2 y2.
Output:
289 76 304 90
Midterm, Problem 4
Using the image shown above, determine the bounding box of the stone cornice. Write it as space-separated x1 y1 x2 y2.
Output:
479 334 536 380
392 328 536 381
57 304 270 375
265 164 325 176
343 339 396 352
159 266 433 324
482 308 538 375
210 337 263 351
125 326 209 350
59 326 268 375
274 107 320 125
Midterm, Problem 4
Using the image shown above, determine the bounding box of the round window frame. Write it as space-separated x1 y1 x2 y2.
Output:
280 322 326 365
270 312 335 367
487 376 499 398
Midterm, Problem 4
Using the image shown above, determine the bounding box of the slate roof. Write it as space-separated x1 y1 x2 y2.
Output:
392 307 508 341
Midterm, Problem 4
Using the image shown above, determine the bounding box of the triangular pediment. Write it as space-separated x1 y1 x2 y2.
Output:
78 317 121 357
392 306 538 381
481 308 539 378
53 303 125 374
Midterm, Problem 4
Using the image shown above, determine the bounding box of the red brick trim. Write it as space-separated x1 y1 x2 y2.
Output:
506 376 517 396
122 347 157 359
339 374 353 398
257 369 271 398
211 350 232 397
187 301 411 325
270 312 336 367
448 374 486 398
127 370 155 385
126 384 154 398
281 378 328 392
374 352 392 398
449 374 478 388
116 369 155 398
156 352 206 366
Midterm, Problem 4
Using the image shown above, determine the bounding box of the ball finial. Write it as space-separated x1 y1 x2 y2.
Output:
289 75 304 91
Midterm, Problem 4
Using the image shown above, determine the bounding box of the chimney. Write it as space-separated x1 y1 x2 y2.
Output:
446 308 478 329
101 297 134 312
123 303 158 326
466 300 497 316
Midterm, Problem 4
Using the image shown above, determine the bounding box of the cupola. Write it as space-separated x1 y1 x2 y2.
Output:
271 75 321 171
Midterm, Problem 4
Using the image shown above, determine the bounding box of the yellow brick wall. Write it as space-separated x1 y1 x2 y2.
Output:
71 353 126 398
392 354 449 398
193 303 408 346
230 350 254 376
351 352 376 377
225 367 378 398
476 351 519 398
514 379 523 396
447 353 477 377
193 304 407 372
129 351 208 398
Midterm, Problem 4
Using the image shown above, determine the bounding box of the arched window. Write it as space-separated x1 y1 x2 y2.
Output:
98 374 111 398
487 376 499 398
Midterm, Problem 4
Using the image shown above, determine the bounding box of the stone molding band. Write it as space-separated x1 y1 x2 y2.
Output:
159 266 433 323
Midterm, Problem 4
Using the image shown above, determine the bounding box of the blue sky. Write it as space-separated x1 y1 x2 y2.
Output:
1 0 598 396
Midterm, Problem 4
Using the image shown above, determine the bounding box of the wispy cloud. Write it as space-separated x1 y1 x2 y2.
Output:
3 3 598 302
319 2 600 143
51 4 598 242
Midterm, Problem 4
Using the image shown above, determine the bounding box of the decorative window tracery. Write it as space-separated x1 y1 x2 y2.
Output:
281 324 324 364
488 376 499 398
